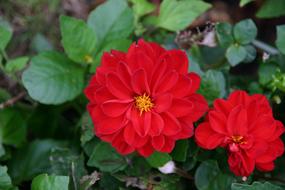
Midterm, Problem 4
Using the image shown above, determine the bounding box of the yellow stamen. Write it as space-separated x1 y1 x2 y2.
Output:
231 135 245 144
84 55 93 64
134 93 154 115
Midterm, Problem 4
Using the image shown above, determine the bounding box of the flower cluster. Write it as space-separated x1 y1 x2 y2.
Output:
195 90 284 176
85 39 284 177
84 40 208 157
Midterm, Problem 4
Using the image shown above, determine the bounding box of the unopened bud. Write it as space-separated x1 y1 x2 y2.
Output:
158 161 176 174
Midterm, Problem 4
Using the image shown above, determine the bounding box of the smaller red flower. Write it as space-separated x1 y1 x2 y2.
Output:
195 90 285 177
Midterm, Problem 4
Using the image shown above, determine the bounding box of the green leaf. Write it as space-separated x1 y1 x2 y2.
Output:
90 39 132 72
31 33 53 53
22 51 85 105
87 142 128 173
231 182 282 190
257 0 285 18
215 22 233 47
0 26 12 50
31 174 69 190
258 63 278 85
5 56 29 73
170 140 189 162
276 25 285 54
87 0 134 48
195 160 234 190
239 0 254 7
146 152 172 168
243 45 256 63
60 15 96 64
8 139 66 184
0 108 27 147
131 0 155 18
233 19 257 44
156 0 211 31
198 70 226 104
226 44 247 66
0 165 13 189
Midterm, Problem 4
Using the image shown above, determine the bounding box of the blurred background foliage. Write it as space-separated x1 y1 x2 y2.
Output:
0 0 285 189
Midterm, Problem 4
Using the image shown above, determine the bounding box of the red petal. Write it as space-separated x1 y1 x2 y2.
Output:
228 152 254 176
213 98 233 116
112 131 135 155
154 93 173 113
161 50 188 74
152 135 165 151
106 73 132 99
172 121 194 139
169 75 191 98
97 116 126 135
168 98 194 117
137 142 154 157
117 62 132 87
101 99 132 117
160 137 175 153
227 105 248 136
250 115 276 140
129 107 151 137
256 162 274 171
149 112 164 136
195 122 224 149
161 112 181 136
124 122 136 146
131 69 150 94
183 94 208 122
155 71 178 93
188 72 201 93
95 86 115 103
127 46 153 73
228 90 251 107
208 111 227 134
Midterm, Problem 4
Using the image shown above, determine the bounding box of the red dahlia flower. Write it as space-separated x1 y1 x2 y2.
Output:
84 39 208 157
195 90 284 176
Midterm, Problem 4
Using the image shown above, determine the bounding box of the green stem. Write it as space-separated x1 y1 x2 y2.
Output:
252 40 279 55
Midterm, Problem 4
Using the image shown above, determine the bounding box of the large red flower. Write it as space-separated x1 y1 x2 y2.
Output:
84 39 208 157
195 90 284 176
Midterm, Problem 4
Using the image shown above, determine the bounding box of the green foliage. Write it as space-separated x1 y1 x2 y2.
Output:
31 174 69 190
256 0 285 18
131 0 155 18
231 182 282 190
156 0 211 31
146 152 172 168
215 22 234 47
170 140 189 162
0 26 12 51
5 56 29 73
276 25 285 54
233 19 257 45
239 0 254 7
60 16 97 64
226 44 247 66
0 165 13 190
22 51 85 105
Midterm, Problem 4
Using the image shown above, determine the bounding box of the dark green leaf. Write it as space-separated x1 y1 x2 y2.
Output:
233 19 257 44
0 26 12 50
87 142 128 173
157 0 211 31
170 140 189 162
215 22 233 47
0 108 27 147
146 152 172 168
226 44 247 66
8 139 66 184
195 160 234 190
243 45 257 63
5 56 29 73
257 0 285 18
22 51 85 105
276 25 285 54
31 174 69 190
60 15 97 64
231 182 282 190
258 63 278 85
87 0 134 48
0 165 13 189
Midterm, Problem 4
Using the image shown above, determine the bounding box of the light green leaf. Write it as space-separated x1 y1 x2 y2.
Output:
226 44 247 66
22 51 85 105
87 0 134 48
146 152 172 168
5 56 29 73
8 139 66 184
0 165 13 189
87 142 128 173
0 108 27 147
257 0 285 18
60 15 97 64
157 0 211 31
31 33 53 53
215 22 233 47
276 25 285 54
233 19 257 44
31 174 69 190
240 0 254 7
0 26 12 50
131 0 155 18
170 140 189 162
195 160 234 190
231 182 282 190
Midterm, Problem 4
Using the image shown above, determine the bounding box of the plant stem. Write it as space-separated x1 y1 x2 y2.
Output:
252 40 279 55
0 91 26 109
174 167 194 180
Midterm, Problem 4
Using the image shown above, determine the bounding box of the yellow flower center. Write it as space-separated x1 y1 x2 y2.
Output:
84 55 93 64
231 135 245 144
134 93 154 115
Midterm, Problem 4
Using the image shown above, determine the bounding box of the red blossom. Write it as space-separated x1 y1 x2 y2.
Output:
195 90 285 176
84 39 208 157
